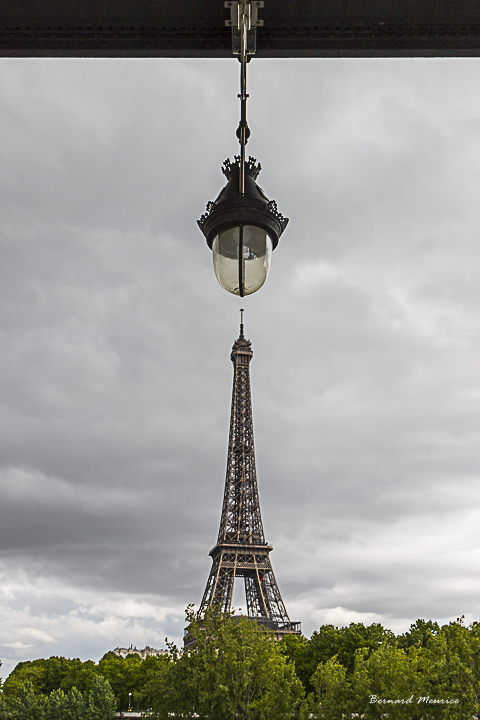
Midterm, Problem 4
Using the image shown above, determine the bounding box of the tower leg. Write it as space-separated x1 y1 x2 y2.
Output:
200 553 236 613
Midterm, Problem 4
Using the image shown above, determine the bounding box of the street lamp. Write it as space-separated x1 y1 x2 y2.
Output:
128 692 132 712
198 156 288 297
197 0 288 297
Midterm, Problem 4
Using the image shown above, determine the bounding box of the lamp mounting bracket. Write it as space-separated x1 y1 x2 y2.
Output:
225 0 264 193
225 1 264 56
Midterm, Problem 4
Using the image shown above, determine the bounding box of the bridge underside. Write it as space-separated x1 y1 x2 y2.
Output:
3 1 480 57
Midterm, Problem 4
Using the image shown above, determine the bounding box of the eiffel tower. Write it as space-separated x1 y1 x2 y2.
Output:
199 312 300 639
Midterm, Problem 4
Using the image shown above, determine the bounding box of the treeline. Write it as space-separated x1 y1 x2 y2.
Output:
1 651 168 715
0 675 116 719
1 609 479 719
0 651 168 718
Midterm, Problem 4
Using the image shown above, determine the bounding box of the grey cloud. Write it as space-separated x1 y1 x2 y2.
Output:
0 57 479 677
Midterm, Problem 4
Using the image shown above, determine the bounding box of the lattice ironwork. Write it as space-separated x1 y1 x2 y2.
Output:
199 316 300 637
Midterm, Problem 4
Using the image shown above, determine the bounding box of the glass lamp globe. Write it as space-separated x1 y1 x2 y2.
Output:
198 157 288 297
212 225 272 296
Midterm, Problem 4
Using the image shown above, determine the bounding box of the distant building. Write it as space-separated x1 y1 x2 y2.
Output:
113 645 168 660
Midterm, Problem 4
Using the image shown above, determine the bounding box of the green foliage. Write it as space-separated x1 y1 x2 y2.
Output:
46 689 66 720
59 659 98 694
58 687 85 720
45 687 86 720
306 623 480 720
147 606 304 720
8 680 36 720
309 655 350 720
83 675 116 720
337 623 397 673
351 644 424 719
3 613 480 720
3 662 46 700
8 680 48 720
397 619 441 649
3 657 74 699
98 649 170 710
0 693 9 720
278 634 310 690
418 619 479 719
279 621 395 692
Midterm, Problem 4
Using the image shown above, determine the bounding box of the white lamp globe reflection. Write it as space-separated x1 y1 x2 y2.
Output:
212 225 272 296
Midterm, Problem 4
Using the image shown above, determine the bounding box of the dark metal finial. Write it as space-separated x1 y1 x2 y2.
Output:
240 308 244 338
222 156 261 182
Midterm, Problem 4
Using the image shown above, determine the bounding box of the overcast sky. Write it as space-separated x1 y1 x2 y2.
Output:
0 56 479 679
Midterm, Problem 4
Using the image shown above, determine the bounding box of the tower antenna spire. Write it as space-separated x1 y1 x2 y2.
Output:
240 308 244 338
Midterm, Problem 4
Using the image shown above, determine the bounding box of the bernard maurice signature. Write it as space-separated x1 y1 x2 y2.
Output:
370 695 460 705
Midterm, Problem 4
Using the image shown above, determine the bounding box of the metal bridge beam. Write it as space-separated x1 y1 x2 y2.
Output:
2 0 480 58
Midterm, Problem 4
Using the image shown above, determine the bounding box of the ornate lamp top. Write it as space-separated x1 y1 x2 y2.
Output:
222 156 262 182
197 156 288 248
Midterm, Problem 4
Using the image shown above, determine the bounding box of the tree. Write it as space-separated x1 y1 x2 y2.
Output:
98 650 169 710
148 607 304 720
8 680 47 720
0 693 9 720
97 654 133 710
397 619 441 650
335 623 397 675
309 655 351 720
60 687 85 720
278 634 311 691
3 663 46 701
3 657 74 700
46 689 66 720
351 644 423 720
280 621 396 693
418 621 479 719
84 675 116 720
60 659 98 694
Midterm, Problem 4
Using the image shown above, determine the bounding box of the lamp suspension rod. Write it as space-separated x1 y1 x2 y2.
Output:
239 0 249 195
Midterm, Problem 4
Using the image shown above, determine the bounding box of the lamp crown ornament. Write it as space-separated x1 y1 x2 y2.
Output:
222 155 261 181
197 157 288 249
